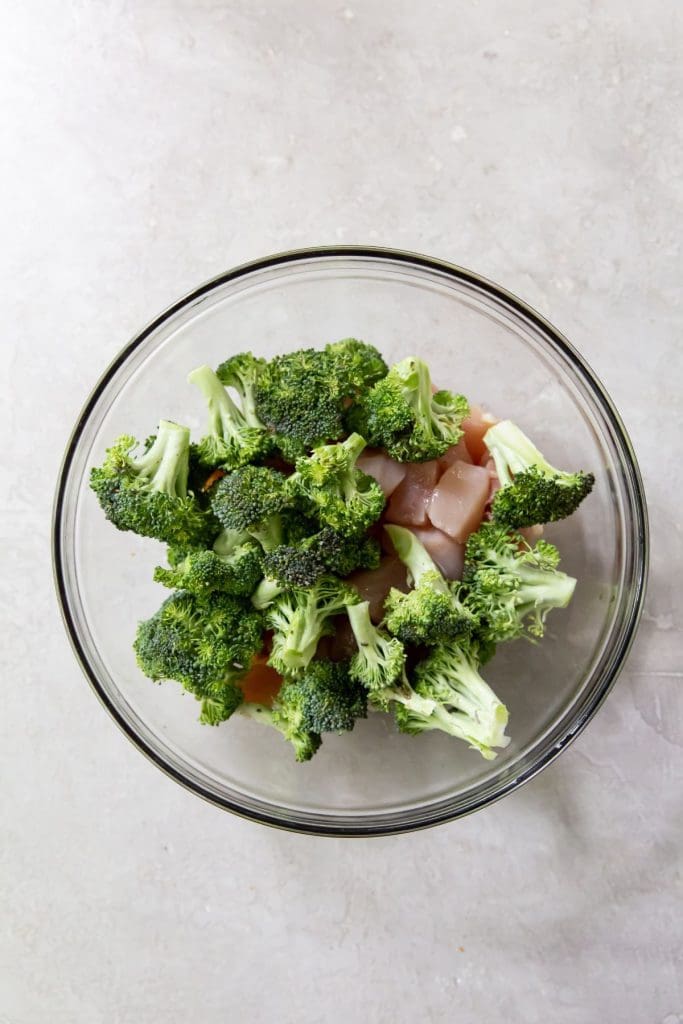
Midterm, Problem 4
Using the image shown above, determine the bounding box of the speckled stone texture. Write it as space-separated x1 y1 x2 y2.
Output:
2 2 681 1022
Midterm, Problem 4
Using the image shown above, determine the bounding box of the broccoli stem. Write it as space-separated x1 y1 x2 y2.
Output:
135 420 190 495
339 433 367 499
515 571 576 611
252 577 284 610
388 680 438 718
486 420 566 485
212 527 251 555
188 364 246 439
250 515 283 553
346 600 406 690
409 358 434 423
421 702 508 760
280 604 316 665
384 524 448 593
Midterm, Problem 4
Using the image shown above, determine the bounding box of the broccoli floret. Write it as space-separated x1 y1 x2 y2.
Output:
211 465 290 552
383 525 477 645
262 526 381 590
154 530 262 598
349 356 469 462
263 543 326 589
215 352 269 428
188 364 271 469
325 337 388 397
463 522 576 642
237 702 322 762
253 348 347 460
267 577 359 674
279 659 367 733
199 687 245 726
346 600 407 694
315 527 381 577
133 590 264 723
89 420 218 547
287 433 386 537
396 638 510 760
484 419 595 528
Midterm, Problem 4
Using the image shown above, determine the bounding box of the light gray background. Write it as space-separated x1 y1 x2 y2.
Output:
2 2 681 1022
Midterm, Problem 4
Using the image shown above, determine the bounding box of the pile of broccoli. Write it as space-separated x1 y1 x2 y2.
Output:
90 339 593 762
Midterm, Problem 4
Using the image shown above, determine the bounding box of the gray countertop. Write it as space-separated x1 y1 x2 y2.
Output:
3 2 681 1021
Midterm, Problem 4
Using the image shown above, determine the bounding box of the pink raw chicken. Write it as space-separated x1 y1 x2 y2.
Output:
438 438 473 471
462 404 497 464
410 526 465 581
428 460 490 543
348 556 409 623
483 457 501 504
385 461 441 527
357 449 407 497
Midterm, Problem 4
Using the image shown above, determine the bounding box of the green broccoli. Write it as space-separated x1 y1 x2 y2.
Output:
346 600 407 693
262 525 381 591
262 544 325 589
211 465 290 552
463 522 576 643
215 352 269 429
287 433 386 537
396 638 510 760
383 525 477 645
89 420 218 548
253 347 348 460
153 529 263 598
133 590 264 724
484 419 595 528
348 356 469 462
237 702 322 762
267 577 359 674
325 337 388 397
188 364 271 469
314 527 381 577
279 659 367 733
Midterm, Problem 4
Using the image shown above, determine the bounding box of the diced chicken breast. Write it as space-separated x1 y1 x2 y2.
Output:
483 457 501 504
348 556 409 623
462 404 498 464
437 438 473 471
410 526 465 580
385 460 441 527
428 460 490 542
357 448 407 497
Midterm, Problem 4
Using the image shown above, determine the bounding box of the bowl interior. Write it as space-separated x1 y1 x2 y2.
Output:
54 251 646 833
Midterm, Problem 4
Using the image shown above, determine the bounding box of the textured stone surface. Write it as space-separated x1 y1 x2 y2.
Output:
2 1 681 1021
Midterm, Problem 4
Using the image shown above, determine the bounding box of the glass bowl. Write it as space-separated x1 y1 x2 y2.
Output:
53 247 648 836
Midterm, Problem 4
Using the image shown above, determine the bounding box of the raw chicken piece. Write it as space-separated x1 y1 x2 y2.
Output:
357 448 407 497
348 556 409 623
462 404 497 464
385 461 441 526
428 461 490 542
437 438 473 471
239 655 282 706
483 457 501 504
410 526 465 580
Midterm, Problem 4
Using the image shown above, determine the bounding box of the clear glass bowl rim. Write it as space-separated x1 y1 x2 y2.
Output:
52 245 649 836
